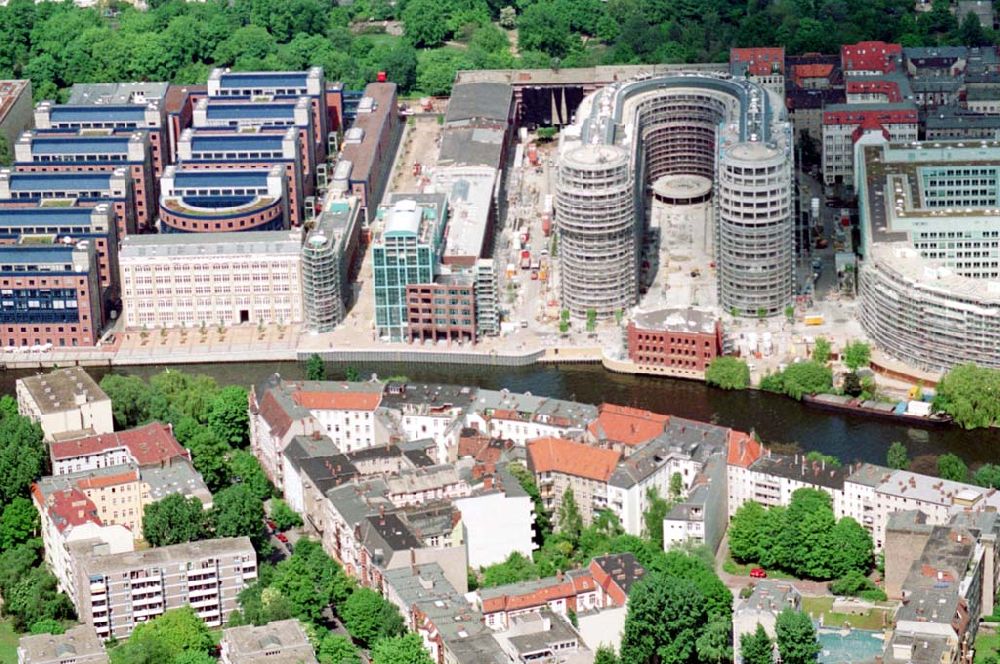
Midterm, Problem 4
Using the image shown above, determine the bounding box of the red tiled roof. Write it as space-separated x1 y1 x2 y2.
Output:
35 486 102 533
527 438 620 482
76 469 139 490
50 422 187 467
258 389 295 438
292 389 382 411
846 79 902 102
841 41 902 73
793 63 834 85
727 430 762 468
587 404 669 447
823 108 918 126
852 117 890 143
731 47 786 76
481 573 595 613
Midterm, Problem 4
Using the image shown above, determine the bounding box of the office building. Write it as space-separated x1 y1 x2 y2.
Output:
220 619 318 664
157 165 289 233
855 137 1000 370
33 98 168 178
176 126 307 226
73 537 257 640
0 242 103 349
557 72 794 318
119 229 303 329
0 80 33 153
17 624 108 664
16 367 113 441
14 130 156 232
626 307 724 376
337 82 401 214
372 196 448 340
0 205 119 306
405 275 477 343
301 194 364 332
0 168 136 239
821 103 918 187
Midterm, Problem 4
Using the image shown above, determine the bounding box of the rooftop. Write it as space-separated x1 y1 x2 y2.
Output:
79 536 254 570
3 171 118 192
27 135 136 157
220 619 317 664
736 580 801 616
432 165 497 261
17 624 108 664
340 82 396 185
362 512 424 555
19 367 107 415
49 422 187 466
632 306 719 335
0 80 30 124
587 403 669 447
527 438 620 483
444 82 514 126
120 230 302 261
67 82 169 105
48 104 153 124
750 450 849 490
590 552 646 595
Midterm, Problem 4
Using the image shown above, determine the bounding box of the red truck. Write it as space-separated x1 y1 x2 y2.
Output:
520 249 531 270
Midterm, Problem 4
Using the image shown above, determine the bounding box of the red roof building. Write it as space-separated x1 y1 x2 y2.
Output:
731 47 786 76
841 41 902 74
49 422 189 475
587 404 669 453
527 438 620 483
823 107 918 126
846 79 904 103
292 389 382 411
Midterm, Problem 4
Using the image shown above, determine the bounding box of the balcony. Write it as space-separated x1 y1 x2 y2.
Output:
133 605 164 619
90 581 106 594
190 596 220 609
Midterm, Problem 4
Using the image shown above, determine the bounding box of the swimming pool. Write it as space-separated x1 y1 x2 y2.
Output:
817 627 886 663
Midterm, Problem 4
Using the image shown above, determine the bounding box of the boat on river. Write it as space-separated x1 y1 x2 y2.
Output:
802 393 953 427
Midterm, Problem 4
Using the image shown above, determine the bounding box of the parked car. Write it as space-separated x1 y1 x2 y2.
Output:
750 567 767 579
276 532 289 544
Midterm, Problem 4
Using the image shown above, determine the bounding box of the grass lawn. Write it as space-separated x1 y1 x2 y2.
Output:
722 556 794 580
975 630 1000 663
0 619 18 664
358 32 402 50
801 596 894 631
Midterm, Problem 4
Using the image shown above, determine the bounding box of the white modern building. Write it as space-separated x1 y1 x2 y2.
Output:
16 367 114 441
119 229 304 329
452 469 535 568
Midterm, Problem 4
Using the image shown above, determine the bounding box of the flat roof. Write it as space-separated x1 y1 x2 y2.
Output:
205 101 299 120
217 72 312 89
173 169 272 188
632 306 718 334
340 82 396 186
49 105 150 123
120 230 301 260
29 136 133 156
17 624 107 663
445 82 513 125
0 206 102 228
5 172 116 192
0 80 30 124
433 166 497 260
67 82 169 105
18 367 106 414
189 133 287 152
80 536 253 570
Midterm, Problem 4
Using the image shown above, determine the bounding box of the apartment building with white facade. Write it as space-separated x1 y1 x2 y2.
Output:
119 230 303 330
73 537 257 640
16 367 113 441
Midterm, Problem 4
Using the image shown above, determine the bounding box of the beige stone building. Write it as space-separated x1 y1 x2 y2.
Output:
16 368 113 441
526 438 620 528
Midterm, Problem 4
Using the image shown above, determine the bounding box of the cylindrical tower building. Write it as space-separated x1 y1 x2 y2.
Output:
556 144 635 317
716 142 793 317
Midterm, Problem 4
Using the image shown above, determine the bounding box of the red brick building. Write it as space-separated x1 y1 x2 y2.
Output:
626 307 723 373
405 277 476 343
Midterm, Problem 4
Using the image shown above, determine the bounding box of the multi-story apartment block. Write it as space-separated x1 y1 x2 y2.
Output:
16 367 113 441
841 41 902 75
0 242 103 349
729 47 785 96
586 403 669 456
452 466 535 568
821 104 918 187
467 389 597 446
0 205 119 307
177 127 306 226
301 194 364 333
33 99 168 178
527 438 620 528
405 275 477 343
207 68 329 163
281 380 385 452
157 166 289 234
372 195 448 340
119 229 303 329
626 307 723 377
220 619 318 664
0 80 33 154
73 536 257 640
0 169 136 239
47 421 189 475
14 131 156 232
191 97 316 189
17 624 108 664
337 82 401 214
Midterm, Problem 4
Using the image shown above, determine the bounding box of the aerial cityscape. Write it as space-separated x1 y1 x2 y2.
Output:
1 0 1000 662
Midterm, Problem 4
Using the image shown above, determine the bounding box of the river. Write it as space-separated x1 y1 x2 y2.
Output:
3 361 997 467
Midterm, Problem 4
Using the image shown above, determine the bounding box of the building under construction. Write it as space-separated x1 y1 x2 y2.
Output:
554 72 795 318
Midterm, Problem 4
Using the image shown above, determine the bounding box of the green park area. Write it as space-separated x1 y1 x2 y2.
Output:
800 596 894 632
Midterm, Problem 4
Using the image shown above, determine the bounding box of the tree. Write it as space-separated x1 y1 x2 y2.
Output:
0 135 12 167
380 42 419 93
934 363 1000 429
812 337 831 364
517 2 572 58
173 652 217 664
481 551 538 587
586 308 597 332
0 412 46 505
805 451 841 469
341 588 405 647
270 498 303 530
842 341 871 372
370 633 434 664
974 464 1000 489
642 486 671 550
594 645 619 664
669 472 684 501
937 453 969 482
207 385 249 447
1 497 39 548
228 450 274 502
403 0 452 47
829 517 873 578
778 361 833 400
507 462 551 539
29 618 64 635
499 5 517 28
775 607 821 664
886 442 909 470
3 566 74 632
306 354 327 381
416 48 473 96
213 25 277 67
100 374 153 427
143 494 207 547
109 607 213 664
705 357 751 390
740 624 774 664
0 541 42 600
185 428 232 492
781 489 836 579
212 484 265 542
728 501 770 563
784 305 795 323
318 633 361 664
696 618 733 663
842 371 863 397
558 487 583 542
958 11 989 46
620 574 708 663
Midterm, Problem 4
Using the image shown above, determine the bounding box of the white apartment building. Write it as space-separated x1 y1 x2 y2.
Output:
16 368 114 441
47 422 188 476
290 383 385 452
119 229 304 330
821 103 918 187
466 390 597 445
453 473 535 569
73 537 257 640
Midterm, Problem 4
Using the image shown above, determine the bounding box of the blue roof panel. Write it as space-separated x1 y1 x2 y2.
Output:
0 208 95 227
48 105 148 123
0 245 77 264
31 137 132 156
173 170 271 188
219 72 308 89
190 134 285 152
8 173 114 192
205 103 297 121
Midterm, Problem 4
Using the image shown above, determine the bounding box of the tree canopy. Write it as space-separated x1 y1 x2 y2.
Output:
108 607 214 664
934 364 1000 429
370 633 435 664
775 607 821 664
620 573 709 664
705 357 751 390
886 442 909 470
841 341 871 372
143 494 207 547
341 588 406 647
937 453 969 482
740 624 774 664
760 361 833 400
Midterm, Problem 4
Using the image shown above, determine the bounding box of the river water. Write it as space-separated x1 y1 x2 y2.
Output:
4 361 997 467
